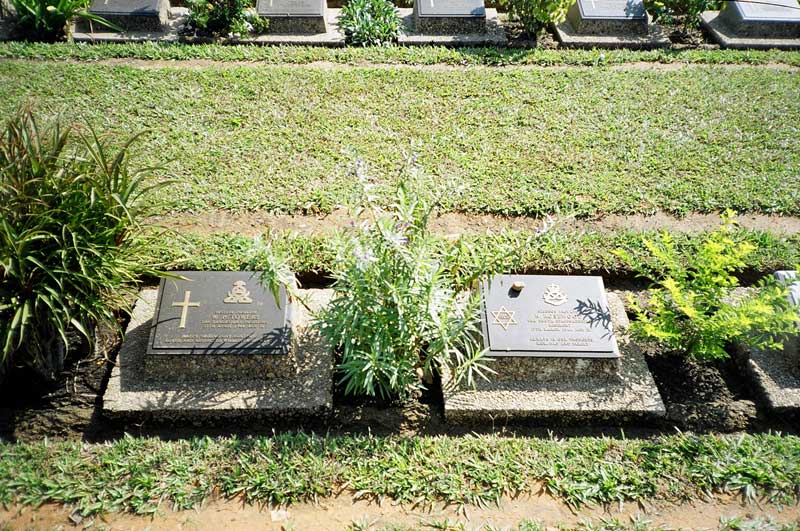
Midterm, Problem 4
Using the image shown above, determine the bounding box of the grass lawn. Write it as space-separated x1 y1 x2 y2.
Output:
0 433 797 516
0 59 798 217
2 42 800 66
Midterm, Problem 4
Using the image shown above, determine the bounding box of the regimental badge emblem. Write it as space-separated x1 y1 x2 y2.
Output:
490 306 518 331
224 280 253 304
542 283 568 306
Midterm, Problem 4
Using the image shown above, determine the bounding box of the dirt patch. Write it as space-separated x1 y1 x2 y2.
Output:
2 494 798 530
149 209 800 238
0 323 121 443
646 353 759 432
6 56 800 72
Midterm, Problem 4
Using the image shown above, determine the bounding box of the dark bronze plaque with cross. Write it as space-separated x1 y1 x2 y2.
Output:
146 271 292 356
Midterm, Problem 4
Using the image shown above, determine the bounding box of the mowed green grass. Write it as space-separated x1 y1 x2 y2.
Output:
0 61 798 216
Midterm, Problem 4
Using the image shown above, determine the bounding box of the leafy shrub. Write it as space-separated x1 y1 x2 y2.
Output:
497 0 572 35
10 0 119 41
339 0 400 46
649 0 722 29
185 0 268 37
0 108 167 382
615 212 799 359
317 161 497 399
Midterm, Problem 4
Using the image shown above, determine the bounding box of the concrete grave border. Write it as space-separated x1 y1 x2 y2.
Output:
103 288 334 419
73 7 346 46
398 8 506 46
553 15 670 49
443 292 666 423
701 10 800 49
736 271 800 414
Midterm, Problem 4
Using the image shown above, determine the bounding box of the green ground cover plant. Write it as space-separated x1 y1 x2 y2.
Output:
0 61 797 218
0 433 797 516
0 108 165 382
649 0 722 30
151 228 800 279
616 213 800 359
184 0 268 37
339 0 400 46
1 42 799 65
498 0 572 34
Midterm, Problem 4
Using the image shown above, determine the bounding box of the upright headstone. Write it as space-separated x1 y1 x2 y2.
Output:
413 0 487 34
566 0 648 35
775 270 800 308
442 274 665 422
256 0 327 34
774 270 800 362
718 0 800 38
87 0 169 32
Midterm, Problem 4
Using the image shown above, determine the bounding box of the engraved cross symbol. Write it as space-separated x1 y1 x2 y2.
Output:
172 290 200 329
490 306 518 331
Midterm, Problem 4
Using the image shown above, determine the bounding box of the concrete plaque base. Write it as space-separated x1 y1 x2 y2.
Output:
103 288 334 419
553 16 670 48
443 293 666 423
701 10 800 49
399 8 506 45
736 270 800 414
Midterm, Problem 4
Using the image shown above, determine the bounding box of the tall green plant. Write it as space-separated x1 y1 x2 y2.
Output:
339 0 400 46
185 0 268 37
0 108 167 382
498 0 572 35
10 0 120 41
649 0 722 30
317 161 494 399
614 212 799 359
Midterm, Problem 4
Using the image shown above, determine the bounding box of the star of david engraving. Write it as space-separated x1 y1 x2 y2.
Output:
490 306 518 331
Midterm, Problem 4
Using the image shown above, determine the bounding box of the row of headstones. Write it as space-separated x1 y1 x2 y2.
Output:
90 0 490 34
105 269 800 420
88 0 800 40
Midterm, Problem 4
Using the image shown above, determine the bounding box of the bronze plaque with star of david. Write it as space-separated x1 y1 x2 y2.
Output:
480 275 620 358
147 271 292 357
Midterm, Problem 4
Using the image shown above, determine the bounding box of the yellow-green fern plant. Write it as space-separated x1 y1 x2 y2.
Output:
614 211 799 359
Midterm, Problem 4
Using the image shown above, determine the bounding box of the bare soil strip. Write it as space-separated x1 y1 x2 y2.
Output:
149 209 800 237
3 57 799 72
2 493 798 530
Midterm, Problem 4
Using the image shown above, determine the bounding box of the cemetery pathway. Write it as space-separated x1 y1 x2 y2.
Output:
151 209 800 237
2 493 798 530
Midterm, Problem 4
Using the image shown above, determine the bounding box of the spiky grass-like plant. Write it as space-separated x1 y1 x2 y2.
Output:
0 108 167 382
